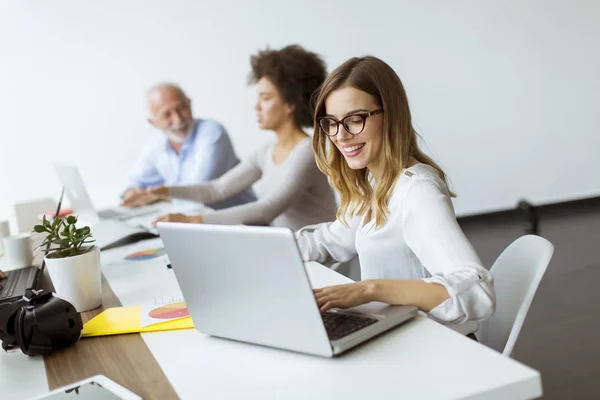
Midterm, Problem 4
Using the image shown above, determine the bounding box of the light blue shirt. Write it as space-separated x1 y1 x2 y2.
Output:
126 119 256 209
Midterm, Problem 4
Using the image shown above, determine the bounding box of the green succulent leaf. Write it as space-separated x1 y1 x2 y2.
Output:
32 214 93 259
33 225 46 233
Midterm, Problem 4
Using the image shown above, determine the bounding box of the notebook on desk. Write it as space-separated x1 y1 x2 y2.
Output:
0 266 40 305
88 220 157 251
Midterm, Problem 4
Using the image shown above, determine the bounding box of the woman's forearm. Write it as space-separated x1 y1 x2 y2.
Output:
368 279 450 312
167 183 219 204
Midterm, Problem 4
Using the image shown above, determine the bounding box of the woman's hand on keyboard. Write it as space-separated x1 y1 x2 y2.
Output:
0 270 6 280
314 281 377 312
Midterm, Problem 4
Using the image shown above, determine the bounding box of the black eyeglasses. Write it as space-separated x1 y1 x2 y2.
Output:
318 109 383 136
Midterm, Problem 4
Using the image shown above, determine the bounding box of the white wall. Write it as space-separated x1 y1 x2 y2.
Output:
2 0 600 226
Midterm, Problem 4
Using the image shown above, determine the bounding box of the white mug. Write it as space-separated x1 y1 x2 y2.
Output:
0 220 9 254
3 233 34 268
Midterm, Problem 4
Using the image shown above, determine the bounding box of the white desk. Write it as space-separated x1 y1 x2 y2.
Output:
0 255 50 399
0 239 543 399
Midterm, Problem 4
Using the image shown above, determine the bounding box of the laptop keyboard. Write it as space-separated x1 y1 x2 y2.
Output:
0 269 22 300
321 312 378 341
97 209 124 219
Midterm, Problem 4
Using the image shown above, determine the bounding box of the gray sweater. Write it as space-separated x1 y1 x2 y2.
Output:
168 138 337 230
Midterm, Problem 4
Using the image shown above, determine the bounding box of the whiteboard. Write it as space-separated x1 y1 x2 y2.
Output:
1 0 599 218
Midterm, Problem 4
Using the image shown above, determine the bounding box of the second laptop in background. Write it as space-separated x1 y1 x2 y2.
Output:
54 164 163 223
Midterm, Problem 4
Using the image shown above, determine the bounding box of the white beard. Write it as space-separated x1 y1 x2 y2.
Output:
167 132 188 144
165 122 193 144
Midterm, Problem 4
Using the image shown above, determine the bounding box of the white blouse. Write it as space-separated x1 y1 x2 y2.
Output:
296 163 496 325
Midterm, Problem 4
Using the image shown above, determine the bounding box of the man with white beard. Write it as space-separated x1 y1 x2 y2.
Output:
122 83 256 209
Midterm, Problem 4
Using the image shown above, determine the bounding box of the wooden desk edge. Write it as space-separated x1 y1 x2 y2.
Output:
43 274 179 400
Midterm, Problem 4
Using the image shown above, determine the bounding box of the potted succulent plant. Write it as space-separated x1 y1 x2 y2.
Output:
33 215 102 312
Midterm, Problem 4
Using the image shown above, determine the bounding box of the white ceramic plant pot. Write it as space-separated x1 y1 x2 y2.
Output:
44 246 102 312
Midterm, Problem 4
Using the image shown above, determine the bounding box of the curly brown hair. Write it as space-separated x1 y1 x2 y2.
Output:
249 44 327 128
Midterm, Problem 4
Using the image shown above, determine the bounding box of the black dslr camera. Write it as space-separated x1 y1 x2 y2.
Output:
0 289 82 356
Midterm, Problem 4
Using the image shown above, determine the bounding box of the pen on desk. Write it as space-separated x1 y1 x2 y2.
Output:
54 187 65 220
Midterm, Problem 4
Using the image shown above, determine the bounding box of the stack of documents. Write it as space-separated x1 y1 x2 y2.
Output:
82 295 194 337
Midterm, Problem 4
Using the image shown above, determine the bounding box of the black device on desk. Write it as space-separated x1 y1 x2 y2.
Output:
0 288 82 356
0 188 65 305
0 266 41 304
0 188 82 356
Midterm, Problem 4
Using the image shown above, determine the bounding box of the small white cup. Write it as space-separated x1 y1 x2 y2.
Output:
3 233 34 268
0 220 9 254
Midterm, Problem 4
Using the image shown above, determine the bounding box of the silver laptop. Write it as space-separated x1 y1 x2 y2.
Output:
54 164 164 222
157 223 417 357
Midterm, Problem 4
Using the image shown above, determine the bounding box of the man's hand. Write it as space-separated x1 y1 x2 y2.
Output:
122 187 160 207
0 269 7 279
146 185 169 198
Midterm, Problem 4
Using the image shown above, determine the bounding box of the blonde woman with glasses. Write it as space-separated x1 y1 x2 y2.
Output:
297 56 495 335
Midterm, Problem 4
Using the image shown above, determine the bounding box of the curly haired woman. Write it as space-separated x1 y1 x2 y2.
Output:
140 45 337 230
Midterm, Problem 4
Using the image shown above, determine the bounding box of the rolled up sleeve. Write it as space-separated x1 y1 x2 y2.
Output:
402 177 496 324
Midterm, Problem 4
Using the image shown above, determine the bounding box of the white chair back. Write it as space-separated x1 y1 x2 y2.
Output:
14 197 57 233
478 234 554 357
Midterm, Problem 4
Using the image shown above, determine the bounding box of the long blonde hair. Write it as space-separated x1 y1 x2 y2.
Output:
312 56 454 227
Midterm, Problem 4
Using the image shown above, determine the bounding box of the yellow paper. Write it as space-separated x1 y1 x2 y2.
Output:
82 306 194 337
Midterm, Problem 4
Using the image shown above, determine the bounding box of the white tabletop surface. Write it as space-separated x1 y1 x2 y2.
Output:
0 239 543 399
